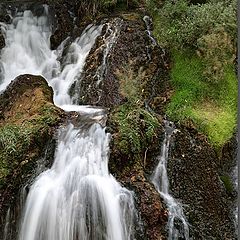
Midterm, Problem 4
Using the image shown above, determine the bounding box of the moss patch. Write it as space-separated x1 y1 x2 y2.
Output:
111 103 160 157
0 74 64 204
166 51 237 148
220 175 234 194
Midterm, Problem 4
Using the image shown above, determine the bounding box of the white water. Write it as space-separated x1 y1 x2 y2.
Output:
18 123 135 240
94 18 122 86
0 6 53 92
0 6 103 108
0 6 136 240
151 121 190 240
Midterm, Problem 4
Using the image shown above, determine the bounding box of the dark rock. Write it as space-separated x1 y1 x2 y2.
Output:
73 14 170 112
167 122 237 239
0 31 5 50
49 1 74 49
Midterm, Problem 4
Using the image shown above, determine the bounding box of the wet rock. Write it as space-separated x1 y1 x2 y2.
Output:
72 13 171 239
73 14 170 112
49 0 74 49
0 32 5 49
0 74 65 238
167 122 237 239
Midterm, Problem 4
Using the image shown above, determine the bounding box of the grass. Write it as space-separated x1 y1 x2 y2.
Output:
0 125 31 156
166 50 237 148
111 63 161 158
166 50 207 120
113 103 160 155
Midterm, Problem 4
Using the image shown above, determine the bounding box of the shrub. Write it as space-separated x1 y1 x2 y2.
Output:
111 63 161 156
148 0 237 49
197 28 236 83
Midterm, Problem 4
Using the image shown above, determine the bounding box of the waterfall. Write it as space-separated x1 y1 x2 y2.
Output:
0 5 53 92
0 6 136 240
151 121 190 240
18 122 135 240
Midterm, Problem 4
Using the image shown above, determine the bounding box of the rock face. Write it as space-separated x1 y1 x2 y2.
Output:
73 13 170 109
167 122 237 239
0 1 237 240
0 74 64 239
72 13 170 239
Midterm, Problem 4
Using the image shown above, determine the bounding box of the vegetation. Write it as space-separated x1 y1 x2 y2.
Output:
77 0 140 18
0 103 61 186
147 0 237 147
0 75 63 188
220 175 234 194
111 64 161 158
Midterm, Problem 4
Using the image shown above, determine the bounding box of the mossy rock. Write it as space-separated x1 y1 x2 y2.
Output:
0 74 65 224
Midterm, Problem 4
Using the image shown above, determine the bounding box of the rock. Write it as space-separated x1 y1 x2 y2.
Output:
73 14 170 112
0 74 65 238
48 0 74 49
75 14 168 107
167 122 237 239
0 32 5 50
70 13 171 239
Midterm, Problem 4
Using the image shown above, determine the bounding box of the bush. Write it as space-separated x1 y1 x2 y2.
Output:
148 0 237 49
197 28 236 83
147 0 237 147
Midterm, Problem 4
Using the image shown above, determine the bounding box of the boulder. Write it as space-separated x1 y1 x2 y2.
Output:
0 74 65 238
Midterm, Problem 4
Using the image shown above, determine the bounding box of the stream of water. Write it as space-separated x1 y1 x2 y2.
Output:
151 121 190 240
0 6 136 240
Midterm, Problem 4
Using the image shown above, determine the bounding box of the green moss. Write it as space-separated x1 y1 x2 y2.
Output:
112 103 160 157
220 175 234 193
166 50 206 120
166 50 237 148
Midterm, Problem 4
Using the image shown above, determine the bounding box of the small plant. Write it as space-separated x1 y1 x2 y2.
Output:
116 62 145 104
112 63 161 157
0 124 31 156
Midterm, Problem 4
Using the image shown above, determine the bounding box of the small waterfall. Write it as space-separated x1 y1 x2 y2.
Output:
151 121 189 240
18 121 135 240
143 16 156 46
51 24 103 106
0 5 53 92
94 18 122 86
0 6 137 240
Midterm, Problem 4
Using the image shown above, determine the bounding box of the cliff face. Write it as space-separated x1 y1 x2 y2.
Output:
167 122 237 239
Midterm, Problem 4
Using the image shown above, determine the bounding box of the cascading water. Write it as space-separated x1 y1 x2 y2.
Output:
18 122 135 240
51 24 103 106
94 18 122 86
0 6 136 240
0 6 53 92
151 121 190 240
